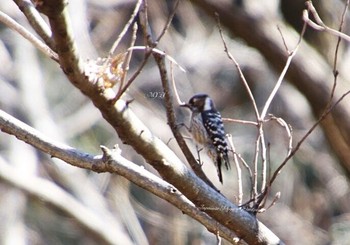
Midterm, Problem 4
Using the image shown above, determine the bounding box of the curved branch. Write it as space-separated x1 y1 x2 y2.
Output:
0 109 239 244
0 11 58 62
303 1 350 43
13 0 55 49
36 0 89 93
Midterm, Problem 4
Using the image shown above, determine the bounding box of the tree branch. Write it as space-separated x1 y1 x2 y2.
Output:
13 0 55 49
0 109 239 244
303 1 350 43
0 10 58 62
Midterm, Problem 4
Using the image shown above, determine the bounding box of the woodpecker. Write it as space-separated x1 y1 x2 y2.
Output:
181 93 230 183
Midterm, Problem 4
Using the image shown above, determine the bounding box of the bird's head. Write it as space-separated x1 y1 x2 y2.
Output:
181 94 214 113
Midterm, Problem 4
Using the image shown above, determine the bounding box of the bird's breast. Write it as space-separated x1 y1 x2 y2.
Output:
190 114 209 146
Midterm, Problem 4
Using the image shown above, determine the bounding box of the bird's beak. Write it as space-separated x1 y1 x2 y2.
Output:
180 103 190 109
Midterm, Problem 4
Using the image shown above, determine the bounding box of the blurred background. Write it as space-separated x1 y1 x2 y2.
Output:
1 0 350 244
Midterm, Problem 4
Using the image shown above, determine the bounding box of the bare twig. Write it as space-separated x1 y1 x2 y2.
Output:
251 134 260 197
109 0 142 56
269 90 350 187
0 11 58 62
215 13 260 121
113 48 153 101
256 192 281 214
265 115 293 158
107 0 142 102
303 1 350 43
170 61 186 105
277 26 289 53
260 23 306 119
128 46 185 71
329 0 349 105
235 153 253 194
259 127 268 192
227 135 243 205
223 118 258 126
13 0 55 49
155 0 185 107
118 23 138 96
216 13 270 197
113 0 182 101
113 46 185 102
156 0 180 42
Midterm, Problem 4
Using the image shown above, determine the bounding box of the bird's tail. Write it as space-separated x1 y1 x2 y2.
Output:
216 154 230 184
216 155 224 184
223 154 230 170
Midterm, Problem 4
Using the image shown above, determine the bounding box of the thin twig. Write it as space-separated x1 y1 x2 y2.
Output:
108 0 142 102
265 115 293 158
303 1 350 43
328 0 349 106
113 49 153 101
257 192 281 213
13 0 55 49
259 127 267 192
216 13 266 197
170 61 186 105
109 0 142 56
223 118 258 126
260 22 306 119
155 0 180 43
277 26 289 53
227 135 243 205
118 23 138 96
269 89 350 186
234 152 253 197
155 0 184 106
128 46 185 71
215 13 260 121
0 11 58 62
251 134 260 198
112 0 152 102
113 46 185 102
112 0 185 103
113 0 183 102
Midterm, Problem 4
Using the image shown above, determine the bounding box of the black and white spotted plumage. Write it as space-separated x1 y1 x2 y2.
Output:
182 94 230 183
